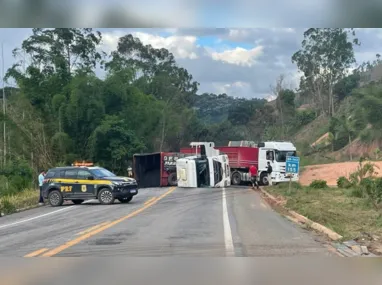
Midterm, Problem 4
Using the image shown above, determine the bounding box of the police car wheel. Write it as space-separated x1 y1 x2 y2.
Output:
72 199 84 205
48 190 63 207
98 188 115 205
118 196 133 204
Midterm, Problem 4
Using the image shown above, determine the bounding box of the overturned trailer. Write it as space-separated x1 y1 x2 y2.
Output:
133 152 186 188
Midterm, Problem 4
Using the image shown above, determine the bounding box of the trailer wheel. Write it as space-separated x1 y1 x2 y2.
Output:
260 173 269 186
168 172 178 186
231 172 241 185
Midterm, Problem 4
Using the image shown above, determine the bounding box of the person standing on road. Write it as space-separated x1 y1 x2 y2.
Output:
38 170 46 206
249 164 259 189
266 161 273 186
127 167 133 178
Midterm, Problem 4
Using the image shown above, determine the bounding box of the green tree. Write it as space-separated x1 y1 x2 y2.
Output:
330 115 356 160
228 98 266 125
292 28 359 116
88 116 146 173
63 73 105 158
106 34 200 151
333 72 360 101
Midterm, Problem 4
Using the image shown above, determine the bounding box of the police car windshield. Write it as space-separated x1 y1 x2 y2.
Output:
90 168 116 178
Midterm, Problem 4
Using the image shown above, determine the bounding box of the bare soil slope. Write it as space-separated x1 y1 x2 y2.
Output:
300 161 382 186
293 114 329 145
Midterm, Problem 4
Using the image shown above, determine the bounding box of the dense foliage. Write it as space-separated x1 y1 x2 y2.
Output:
0 28 276 183
1 28 382 192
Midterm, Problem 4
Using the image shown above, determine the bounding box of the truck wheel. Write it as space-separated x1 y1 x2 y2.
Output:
231 172 241 185
98 188 115 205
48 190 64 207
168 172 177 186
260 173 269 186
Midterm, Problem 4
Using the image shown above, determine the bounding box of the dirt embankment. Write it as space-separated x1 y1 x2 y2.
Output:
300 161 382 186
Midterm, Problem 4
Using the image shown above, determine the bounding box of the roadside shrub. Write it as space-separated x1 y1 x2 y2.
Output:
0 159 33 195
309 179 328 189
360 177 382 209
349 172 359 186
333 136 349 151
337 176 353 189
359 128 373 143
291 182 303 189
0 189 39 215
295 110 316 127
349 158 379 186
349 187 364 198
1 198 17 215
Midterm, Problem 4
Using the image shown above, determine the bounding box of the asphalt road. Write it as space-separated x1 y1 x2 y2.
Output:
0 186 334 257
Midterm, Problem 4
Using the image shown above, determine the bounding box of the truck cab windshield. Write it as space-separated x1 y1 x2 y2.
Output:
275 150 297 162
213 160 223 185
195 159 209 187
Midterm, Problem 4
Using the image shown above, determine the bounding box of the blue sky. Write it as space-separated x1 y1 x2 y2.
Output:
1 28 381 99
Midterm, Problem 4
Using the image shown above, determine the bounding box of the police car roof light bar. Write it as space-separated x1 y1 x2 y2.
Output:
72 161 94 167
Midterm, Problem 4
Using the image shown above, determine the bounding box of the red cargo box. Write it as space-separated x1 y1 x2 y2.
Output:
180 146 201 155
180 146 259 169
215 146 258 169
133 152 185 188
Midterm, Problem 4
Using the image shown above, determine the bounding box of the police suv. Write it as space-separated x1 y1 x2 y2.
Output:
42 165 139 207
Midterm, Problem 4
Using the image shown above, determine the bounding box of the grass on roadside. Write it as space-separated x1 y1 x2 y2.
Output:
266 183 382 241
0 189 40 215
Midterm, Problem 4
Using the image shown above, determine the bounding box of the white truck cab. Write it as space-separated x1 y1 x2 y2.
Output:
258 141 298 185
176 142 230 188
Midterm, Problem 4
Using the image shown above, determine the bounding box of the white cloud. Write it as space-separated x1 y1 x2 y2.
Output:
101 30 199 59
274 55 287 68
265 95 277 102
228 29 251 41
163 28 178 34
270 28 296 33
132 32 199 59
211 81 255 98
209 46 264 67
101 30 126 53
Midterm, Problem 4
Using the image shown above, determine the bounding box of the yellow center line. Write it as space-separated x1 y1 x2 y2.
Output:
24 248 49 257
144 197 157 205
40 186 176 257
75 222 110 236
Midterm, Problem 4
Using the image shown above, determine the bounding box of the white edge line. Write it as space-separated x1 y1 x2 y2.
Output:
0 206 75 230
222 187 234 256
